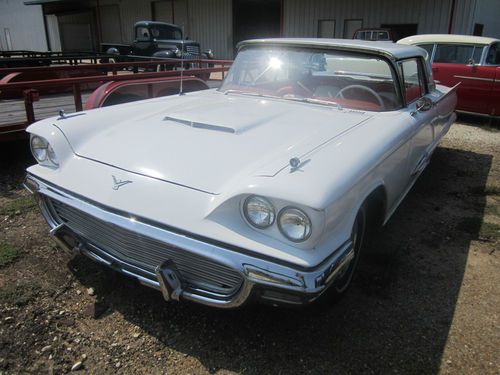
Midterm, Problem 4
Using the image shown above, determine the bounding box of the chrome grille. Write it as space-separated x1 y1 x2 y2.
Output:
47 198 243 297
185 45 200 56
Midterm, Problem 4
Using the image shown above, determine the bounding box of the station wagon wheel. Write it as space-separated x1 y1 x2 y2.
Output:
332 205 366 294
335 84 385 109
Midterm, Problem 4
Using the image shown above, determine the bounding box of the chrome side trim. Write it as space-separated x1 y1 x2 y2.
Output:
453 75 495 82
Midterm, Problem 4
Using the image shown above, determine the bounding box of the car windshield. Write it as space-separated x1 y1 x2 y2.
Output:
220 46 400 111
137 25 182 40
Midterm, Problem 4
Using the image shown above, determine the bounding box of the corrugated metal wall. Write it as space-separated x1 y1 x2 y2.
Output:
451 0 478 35
282 0 458 38
0 0 47 51
189 0 233 59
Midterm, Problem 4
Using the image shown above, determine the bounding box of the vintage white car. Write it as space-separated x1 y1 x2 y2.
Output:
25 39 457 308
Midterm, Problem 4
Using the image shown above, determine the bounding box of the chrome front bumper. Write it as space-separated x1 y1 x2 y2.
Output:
25 174 354 308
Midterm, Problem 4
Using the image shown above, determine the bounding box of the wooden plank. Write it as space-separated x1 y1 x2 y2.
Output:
0 92 91 126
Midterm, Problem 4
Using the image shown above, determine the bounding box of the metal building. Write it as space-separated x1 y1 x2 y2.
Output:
2 0 499 59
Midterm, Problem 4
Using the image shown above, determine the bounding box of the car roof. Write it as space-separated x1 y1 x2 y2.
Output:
398 34 499 46
355 28 391 32
237 38 426 60
134 21 181 29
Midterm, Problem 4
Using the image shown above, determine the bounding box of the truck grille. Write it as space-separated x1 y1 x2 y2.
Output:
46 197 243 297
185 45 200 56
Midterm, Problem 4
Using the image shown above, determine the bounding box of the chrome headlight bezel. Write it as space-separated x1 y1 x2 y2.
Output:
243 195 276 229
30 134 59 168
277 207 312 242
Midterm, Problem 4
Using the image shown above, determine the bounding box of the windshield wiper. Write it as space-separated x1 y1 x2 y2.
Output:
222 90 342 109
222 89 263 97
282 95 342 109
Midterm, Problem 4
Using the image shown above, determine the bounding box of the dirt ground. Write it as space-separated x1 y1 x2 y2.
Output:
0 116 498 374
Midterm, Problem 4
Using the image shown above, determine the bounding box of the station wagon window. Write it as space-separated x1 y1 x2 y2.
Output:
400 59 425 104
434 44 483 64
486 43 500 65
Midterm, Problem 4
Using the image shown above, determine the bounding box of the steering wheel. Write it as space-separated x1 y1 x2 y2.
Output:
335 84 385 109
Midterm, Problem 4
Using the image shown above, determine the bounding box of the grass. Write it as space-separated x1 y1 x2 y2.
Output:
0 196 36 217
0 283 41 306
469 184 500 196
457 217 500 240
484 185 500 196
0 243 20 267
480 222 500 240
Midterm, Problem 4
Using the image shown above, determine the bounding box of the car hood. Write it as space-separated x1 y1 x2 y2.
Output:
56 90 372 194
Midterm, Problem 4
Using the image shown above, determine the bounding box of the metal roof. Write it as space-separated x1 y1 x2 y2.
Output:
398 34 500 46
237 38 427 60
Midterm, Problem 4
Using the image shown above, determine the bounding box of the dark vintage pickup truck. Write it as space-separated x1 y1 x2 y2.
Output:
101 21 213 62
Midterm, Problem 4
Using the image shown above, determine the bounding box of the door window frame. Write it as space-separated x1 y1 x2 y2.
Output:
398 57 428 106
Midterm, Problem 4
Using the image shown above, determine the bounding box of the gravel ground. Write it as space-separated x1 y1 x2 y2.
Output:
0 117 498 374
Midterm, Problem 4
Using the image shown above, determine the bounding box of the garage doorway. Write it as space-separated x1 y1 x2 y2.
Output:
233 0 281 50
380 24 418 41
58 11 96 52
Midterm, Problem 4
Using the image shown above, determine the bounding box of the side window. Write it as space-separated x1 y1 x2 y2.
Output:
376 31 389 40
416 44 434 61
471 46 484 64
434 44 481 64
486 43 500 65
400 59 425 104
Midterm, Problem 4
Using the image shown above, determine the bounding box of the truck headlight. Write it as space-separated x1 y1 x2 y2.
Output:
30 135 59 167
175 48 182 58
278 207 311 242
243 196 275 228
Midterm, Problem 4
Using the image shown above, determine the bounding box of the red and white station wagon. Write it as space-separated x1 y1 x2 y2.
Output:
398 34 500 118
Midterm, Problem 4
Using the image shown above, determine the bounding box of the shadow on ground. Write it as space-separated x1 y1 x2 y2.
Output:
65 144 493 374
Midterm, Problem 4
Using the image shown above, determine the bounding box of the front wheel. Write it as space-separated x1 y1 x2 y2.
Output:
318 205 366 304
333 206 366 293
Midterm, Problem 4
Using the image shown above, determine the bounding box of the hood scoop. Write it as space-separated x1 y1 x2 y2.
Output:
164 116 235 134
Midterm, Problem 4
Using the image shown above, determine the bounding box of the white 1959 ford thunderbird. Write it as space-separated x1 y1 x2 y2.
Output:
25 39 457 308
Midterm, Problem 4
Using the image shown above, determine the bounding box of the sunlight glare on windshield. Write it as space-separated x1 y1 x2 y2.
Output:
269 57 283 69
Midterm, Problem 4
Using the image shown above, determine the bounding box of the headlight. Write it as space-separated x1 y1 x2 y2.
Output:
205 49 214 58
243 196 275 228
30 135 59 167
278 207 312 242
30 135 48 162
175 48 182 58
47 144 59 166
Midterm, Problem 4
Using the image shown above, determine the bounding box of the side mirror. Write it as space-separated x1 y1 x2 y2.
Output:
416 97 433 112
466 58 477 67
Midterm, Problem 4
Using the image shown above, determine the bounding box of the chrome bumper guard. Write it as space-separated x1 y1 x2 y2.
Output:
25 174 354 308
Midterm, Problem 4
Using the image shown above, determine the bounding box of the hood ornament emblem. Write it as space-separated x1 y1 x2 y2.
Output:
112 175 132 190
289 157 310 173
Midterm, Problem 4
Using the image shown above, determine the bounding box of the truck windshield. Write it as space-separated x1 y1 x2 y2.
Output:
220 46 400 112
136 25 182 40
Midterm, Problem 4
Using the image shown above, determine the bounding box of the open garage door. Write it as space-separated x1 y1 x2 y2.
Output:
99 5 123 43
233 0 281 50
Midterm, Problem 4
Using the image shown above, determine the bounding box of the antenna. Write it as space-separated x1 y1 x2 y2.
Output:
179 26 185 96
